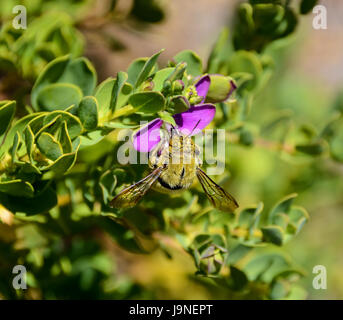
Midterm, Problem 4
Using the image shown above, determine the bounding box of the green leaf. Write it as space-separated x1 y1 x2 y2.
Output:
166 63 187 83
31 55 97 109
99 170 117 204
226 244 252 264
0 51 16 72
151 67 174 91
230 72 254 92
207 27 232 74
19 163 41 175
116 82 133 110
37 132 63 161
128 91 165 114
232 3 255 51
78 130 106 148
0 180 34 198
253 4 285 34
95 77 133 122
59 121 72 153
0 186 57 215
261 225 284 246
158 111 176 126
58 57 97 96
0 101 16 143
102 122 139 129
333 90 343 113
135 49 164 89
78 96 99 131
95 78 116 120
239 127 254 146
285 284 308 300
269 280 289 300
300 0 318 15
35 115 61 139
31 55 71 108
238 202 263 236
276 7 298 39
268 193 297 225
169 96 189 113
42 152 78 175
127 58 148 85
26 113 47 135
295 141 326 156
228 266 248 291
285 206 309 236
111 71 128 112
174 50 202 76
10 132 20 163
244 253 291 283
43 111 83 139
228 51 263 91
36 83 83 111
99 218 147 253
321 116 343 162
1 113 45 159
267 196 308 243
24 125 35 162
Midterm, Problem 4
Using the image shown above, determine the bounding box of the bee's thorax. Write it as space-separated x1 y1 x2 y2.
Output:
148 134 201 192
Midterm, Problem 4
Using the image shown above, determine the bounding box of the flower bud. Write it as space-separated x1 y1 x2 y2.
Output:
170 95 189 113
172 80 185 95
189 95 204 105
142 80 154 91
162 80 172 95
205 75 237 103
167 62 187 82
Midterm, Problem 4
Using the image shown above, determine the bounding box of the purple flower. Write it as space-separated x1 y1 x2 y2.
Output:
132 75 236 152
133 104 216 152
195 75 211 103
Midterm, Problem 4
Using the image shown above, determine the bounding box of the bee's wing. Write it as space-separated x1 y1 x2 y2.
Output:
196 167 239 213
110 167 163 209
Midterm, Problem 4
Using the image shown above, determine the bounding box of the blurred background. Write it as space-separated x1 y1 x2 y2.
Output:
80 0 343 300
1 0 343 299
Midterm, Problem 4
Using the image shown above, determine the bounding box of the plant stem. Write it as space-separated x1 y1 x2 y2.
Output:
110 104 135 120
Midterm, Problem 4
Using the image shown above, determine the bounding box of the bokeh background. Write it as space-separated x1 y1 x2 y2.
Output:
85 0 343 300
1 0 343 299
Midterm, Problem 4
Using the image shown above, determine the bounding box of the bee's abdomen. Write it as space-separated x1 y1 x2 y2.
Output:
157 177 184 190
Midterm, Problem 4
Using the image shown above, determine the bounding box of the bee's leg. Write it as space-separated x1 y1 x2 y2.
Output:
148 136 168 169
148 149 158 169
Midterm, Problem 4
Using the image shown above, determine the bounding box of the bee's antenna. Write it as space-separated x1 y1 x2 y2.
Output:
186 119 201 138
170 123 180 137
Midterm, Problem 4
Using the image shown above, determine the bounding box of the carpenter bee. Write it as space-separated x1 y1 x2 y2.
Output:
110 127 238 212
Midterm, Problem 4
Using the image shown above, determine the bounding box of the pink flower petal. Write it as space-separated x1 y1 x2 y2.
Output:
132 118 163 152
195 75 211 103
173 104 216 136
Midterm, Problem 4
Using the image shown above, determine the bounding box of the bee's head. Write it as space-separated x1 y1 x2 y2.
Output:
167 124 196 156
169 133 182 149
169 124 181 138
